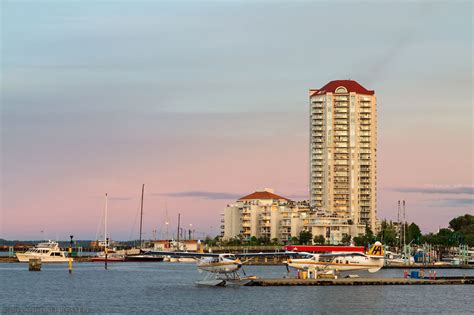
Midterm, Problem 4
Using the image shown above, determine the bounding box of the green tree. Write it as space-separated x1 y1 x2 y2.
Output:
313 235 326 245
341 233 352 246
299 230 313 245
271 238 280 245
376 220 398 247
257 237 270 245
353 236 365 246
289 236 299 245
449 214 474 231
407 223 422 244
248 236 258 246
353 224 375 247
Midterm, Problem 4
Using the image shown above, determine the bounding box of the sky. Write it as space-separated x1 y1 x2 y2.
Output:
1 1 472 240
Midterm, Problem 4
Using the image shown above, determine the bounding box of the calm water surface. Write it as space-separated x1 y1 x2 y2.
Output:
1 263 473 314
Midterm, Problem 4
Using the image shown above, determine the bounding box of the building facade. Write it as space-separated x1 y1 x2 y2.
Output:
222 189 311 242
309 80 378 232
222 188 365 244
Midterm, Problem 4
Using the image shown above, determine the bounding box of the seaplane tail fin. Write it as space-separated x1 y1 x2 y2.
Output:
367 241 384 257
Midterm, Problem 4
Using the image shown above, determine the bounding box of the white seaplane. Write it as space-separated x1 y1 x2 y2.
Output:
286 242 385 274
144 250 297 286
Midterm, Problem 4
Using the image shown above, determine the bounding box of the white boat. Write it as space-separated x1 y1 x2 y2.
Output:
16 240 70 263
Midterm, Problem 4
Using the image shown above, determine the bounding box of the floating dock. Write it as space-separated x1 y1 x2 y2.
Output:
246 277 474 286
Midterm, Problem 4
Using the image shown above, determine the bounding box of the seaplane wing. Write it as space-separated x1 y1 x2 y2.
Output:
235 251 301 258
143 251 220 258
144 250 301 258
319 252 367 258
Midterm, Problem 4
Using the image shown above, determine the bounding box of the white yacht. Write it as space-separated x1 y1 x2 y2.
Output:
16 240 70 263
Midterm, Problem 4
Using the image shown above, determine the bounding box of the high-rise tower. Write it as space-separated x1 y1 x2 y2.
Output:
309 80 377 232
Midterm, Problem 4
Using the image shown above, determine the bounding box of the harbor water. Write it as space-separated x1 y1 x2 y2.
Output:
1 263 473 314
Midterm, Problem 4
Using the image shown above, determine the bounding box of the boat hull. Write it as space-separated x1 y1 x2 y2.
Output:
124 255 164 262
91 257 125 262
16 253 70 263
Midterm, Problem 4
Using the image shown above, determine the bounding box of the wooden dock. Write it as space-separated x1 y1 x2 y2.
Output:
246 277 474 286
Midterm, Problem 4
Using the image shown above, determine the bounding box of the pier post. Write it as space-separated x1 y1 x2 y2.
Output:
8 246 14 262
69 235 73 273
105 237 109 270
29 258 41 271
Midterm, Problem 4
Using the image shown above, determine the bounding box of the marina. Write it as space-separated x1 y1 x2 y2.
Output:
1 263 473 314
2 1 473 314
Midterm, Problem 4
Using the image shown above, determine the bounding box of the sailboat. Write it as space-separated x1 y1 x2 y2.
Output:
91 193 125 262
125 184 164 262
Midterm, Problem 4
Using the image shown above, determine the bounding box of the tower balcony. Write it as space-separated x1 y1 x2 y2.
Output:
334 114 348 120
334 119 348 125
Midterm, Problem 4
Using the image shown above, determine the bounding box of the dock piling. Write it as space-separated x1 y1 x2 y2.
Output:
28 258 41 271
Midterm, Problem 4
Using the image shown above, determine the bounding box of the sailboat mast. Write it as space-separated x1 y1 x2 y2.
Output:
139 184 145 248
177 213 180 248
104 193 108 248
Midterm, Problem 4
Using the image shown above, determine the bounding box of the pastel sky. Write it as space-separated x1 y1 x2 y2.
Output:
1 1 472 240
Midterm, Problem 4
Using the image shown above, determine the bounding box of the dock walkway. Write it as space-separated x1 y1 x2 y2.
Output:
246 277 474 286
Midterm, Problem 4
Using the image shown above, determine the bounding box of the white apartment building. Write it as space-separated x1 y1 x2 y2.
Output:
309 80 378 232
222 189 310 242
222 188 365 244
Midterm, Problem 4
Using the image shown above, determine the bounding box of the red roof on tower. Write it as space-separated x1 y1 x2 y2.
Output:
310 80 374 96
239 191 290 201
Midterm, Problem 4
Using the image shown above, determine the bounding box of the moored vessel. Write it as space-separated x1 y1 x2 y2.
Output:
16 240 70 263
